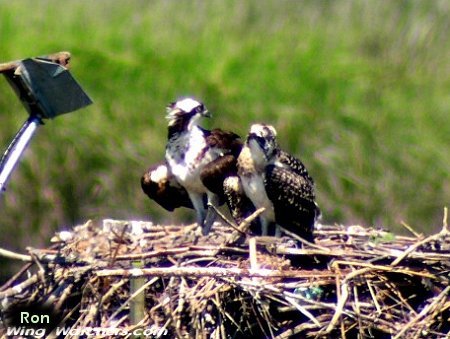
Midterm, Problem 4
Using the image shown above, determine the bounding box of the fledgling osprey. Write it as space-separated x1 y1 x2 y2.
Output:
141 161 194 212
223 175 259 230
165 98 242 235
237 123 320 242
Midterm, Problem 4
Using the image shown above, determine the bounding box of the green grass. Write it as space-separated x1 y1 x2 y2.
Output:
0 1 449 272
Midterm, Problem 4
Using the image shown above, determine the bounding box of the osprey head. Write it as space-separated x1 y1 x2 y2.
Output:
247 123 278 164
166 97 210 130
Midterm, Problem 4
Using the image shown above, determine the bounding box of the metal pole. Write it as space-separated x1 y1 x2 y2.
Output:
0 116 42 194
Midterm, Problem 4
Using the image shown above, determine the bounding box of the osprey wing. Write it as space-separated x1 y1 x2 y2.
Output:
200 154 239 235
200 154 237 197
277 150 315 185
264 164 318 242
223 175 257 229
205 128 243 157
141 162 193 211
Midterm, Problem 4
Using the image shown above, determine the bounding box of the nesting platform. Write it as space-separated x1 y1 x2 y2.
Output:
1 211 449 338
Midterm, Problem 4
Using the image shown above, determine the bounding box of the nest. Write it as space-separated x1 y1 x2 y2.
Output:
1 209 449 338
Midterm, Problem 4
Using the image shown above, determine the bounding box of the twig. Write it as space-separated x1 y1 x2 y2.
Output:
96 266 338 279
332 260 437 279
54 282 75 311
0 274 39 299
220 207 266 247
366 280 381 314
249 237 258 271
207 203 241 232
390 231 446 267
0 262 32 291
443 206 448 233
393 286 450 339
352 276 361 339
105 276 159 326
115 247 190 260
0 247 31 261
324 267 373 334
211 297 244 334
46 303 81 339
399 221 421 238
284 294 321 327
28 248 46 274
275 247 341 256
109 222 129 266
101 279 128 304
281 227 331 252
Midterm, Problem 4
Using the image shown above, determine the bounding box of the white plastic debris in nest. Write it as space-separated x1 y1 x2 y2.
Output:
346 225 367 235
51 230 74 243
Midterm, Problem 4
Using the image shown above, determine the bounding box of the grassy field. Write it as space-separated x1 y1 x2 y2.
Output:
0 1 449 275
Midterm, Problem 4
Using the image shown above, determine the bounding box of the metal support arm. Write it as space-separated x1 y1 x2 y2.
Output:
0 116 42 193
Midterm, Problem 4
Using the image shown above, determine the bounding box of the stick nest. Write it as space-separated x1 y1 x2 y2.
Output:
1 211 450 338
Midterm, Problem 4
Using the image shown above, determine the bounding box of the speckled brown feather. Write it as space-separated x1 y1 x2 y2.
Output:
265 165 318 242
223 175 258 230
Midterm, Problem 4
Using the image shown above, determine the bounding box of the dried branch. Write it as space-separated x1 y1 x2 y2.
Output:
393 286 450 339
95 266 335 279
2 216 450 338
0 247 31 261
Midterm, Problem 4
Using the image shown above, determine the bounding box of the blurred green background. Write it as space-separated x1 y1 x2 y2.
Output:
0 1 449 278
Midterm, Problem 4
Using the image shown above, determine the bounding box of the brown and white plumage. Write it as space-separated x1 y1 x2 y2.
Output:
237 124 320 241
141 161 194 211
223 175 258 230
164 98 243 235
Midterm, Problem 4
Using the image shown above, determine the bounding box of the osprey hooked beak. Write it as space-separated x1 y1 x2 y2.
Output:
202 109 212 118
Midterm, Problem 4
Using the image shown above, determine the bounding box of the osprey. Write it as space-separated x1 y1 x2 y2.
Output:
165 98 242 235
237 123 320 242
141 161 194 212
223 175 259 230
